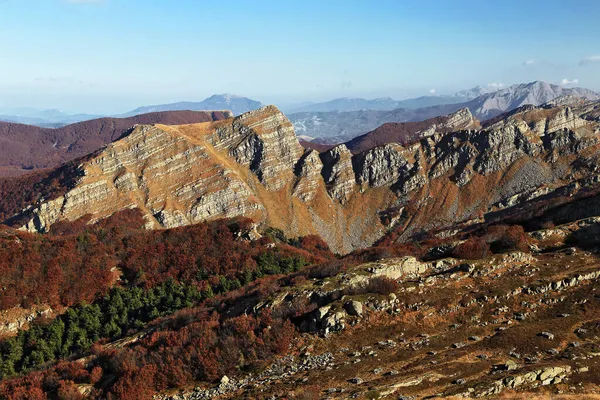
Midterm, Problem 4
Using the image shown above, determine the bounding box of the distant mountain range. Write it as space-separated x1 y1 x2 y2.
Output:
0 107 102 128
120 94 263 117
292 81 600 143
1 82 598 138
0 94 261 128
283 86 504 114
465 81 599 120
284 95 471 113
290 105 462 144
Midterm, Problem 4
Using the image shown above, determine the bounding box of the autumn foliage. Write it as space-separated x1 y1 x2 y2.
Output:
0 210 332 311
0 309 297 400
0 165 81 224
452 237 490 260
452 224 530 260
0 206 339 399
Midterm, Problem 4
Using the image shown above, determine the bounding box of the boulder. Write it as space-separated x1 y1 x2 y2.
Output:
324 311 346 332
344 300 363 317
538 366 570 381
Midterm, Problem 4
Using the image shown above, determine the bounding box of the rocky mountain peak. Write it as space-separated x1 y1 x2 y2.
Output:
208 105 304 190
444 107 475 128
320 144 356 203
454 85 496 99
468 80 600 120
292 149 324 202
6 101 600 254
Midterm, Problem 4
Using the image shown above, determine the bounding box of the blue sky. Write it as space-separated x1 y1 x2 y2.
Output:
1 0 599 113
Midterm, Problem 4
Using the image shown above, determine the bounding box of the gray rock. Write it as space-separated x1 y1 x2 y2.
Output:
344 300 363 317
320 144 356 203
539 331 555 340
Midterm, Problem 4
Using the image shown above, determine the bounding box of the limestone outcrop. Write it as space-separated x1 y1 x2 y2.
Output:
207 105 303 190
320 144 356 202
293 150 324 202
0 305 53 336
8 101 600 253
355 144 412 188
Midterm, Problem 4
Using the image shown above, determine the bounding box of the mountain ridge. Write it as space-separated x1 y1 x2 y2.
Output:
5 100 600 255
285 94 471 114
466 80 600 120
344 107 480 154
121 94 263 117
284 85 502 114
0 110 233 177
291 81 600 143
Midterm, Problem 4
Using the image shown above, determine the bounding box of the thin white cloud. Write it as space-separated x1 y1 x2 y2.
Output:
580 55 600 66
561 78 579 85
522 59 537 66
487 82 505 89
429 89 436 94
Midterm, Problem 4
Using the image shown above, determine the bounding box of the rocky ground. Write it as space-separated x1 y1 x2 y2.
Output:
155 217 600 399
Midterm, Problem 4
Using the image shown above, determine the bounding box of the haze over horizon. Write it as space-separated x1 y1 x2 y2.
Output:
1 0 600 114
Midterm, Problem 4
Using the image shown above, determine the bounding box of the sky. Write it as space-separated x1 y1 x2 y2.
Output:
0 0 600 114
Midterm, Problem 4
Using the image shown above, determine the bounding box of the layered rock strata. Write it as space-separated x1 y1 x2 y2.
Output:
9 102 600 253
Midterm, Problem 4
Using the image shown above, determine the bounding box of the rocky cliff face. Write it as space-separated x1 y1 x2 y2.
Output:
292 150 324 202
8 102 600 253
207 106 303 190
19 106 299 233
435 107 478 132
320 145 356 203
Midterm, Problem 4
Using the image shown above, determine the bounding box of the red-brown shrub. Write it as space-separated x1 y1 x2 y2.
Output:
56 380 84 400
364 276 399 295
452 237 490 260
89 367 103 385
0 372 47 400
299 235 332 258
489 225 530 253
